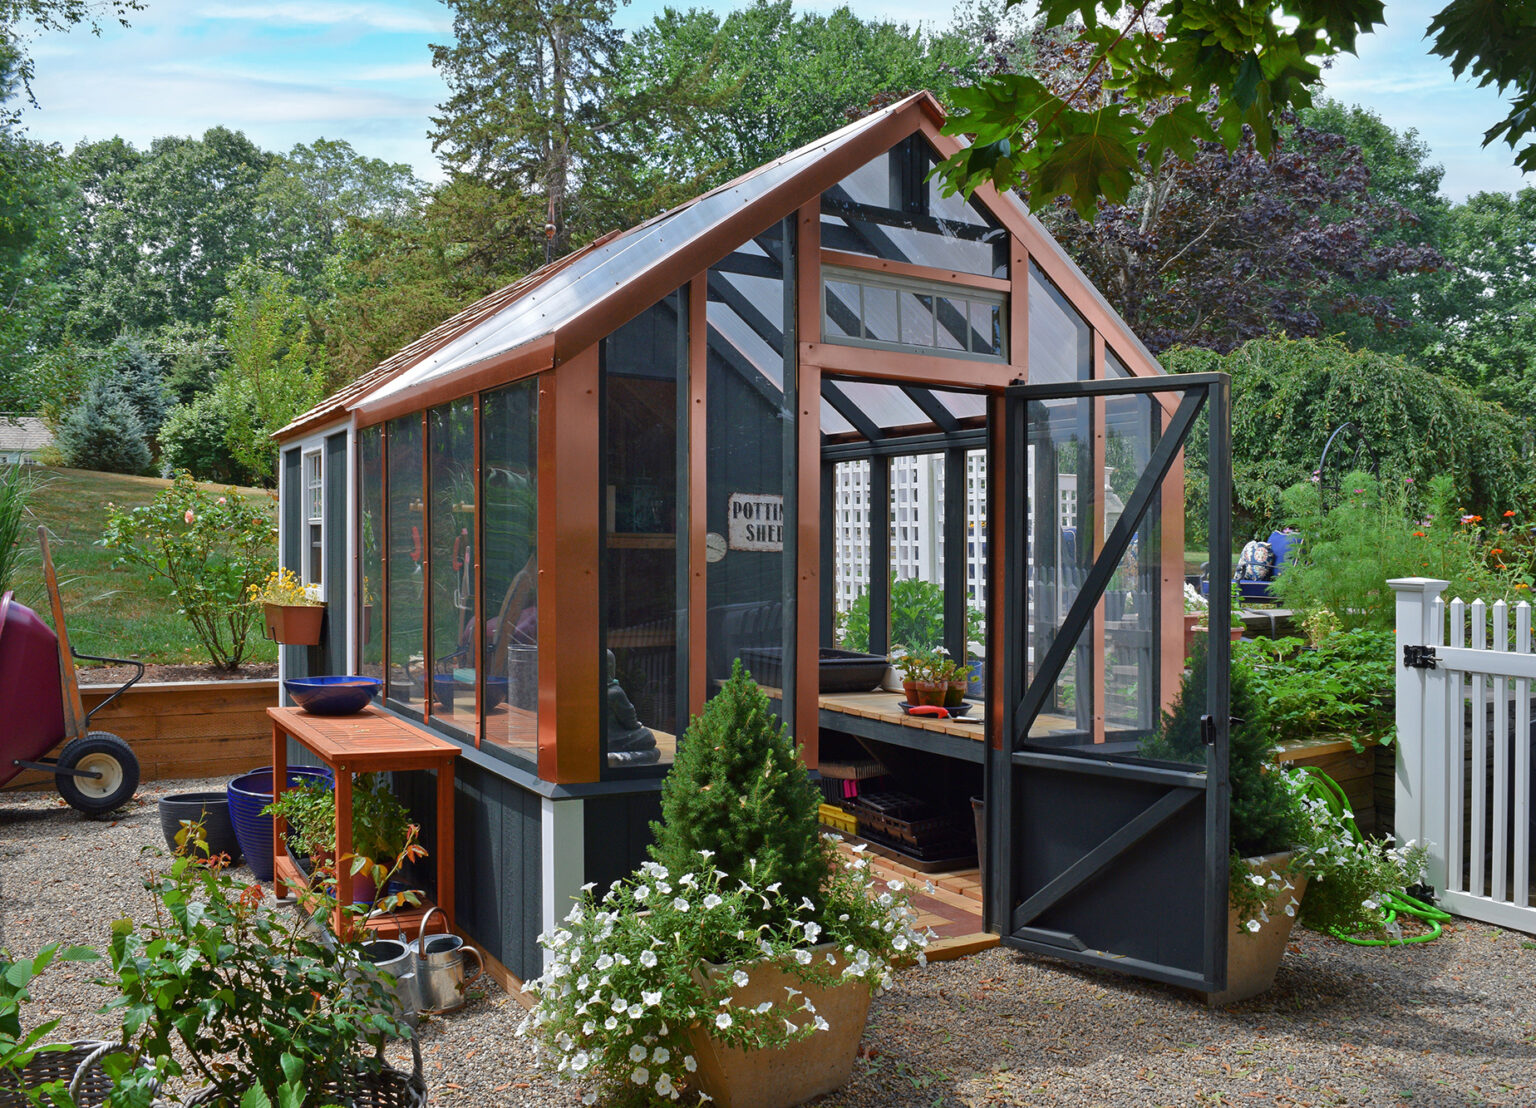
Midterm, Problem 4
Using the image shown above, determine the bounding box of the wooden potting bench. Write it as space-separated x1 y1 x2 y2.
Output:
269 705 459 939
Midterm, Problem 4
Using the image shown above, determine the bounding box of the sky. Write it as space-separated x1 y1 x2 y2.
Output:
14 0 1535 201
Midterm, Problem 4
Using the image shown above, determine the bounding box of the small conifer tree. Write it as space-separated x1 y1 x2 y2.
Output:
649 661 829 922
1139 636 1300 857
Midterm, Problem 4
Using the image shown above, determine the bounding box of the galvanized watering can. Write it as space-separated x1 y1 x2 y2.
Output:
411 908 484 1013
359 937 421 1022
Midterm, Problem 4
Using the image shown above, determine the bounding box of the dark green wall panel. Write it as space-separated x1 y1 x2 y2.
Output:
583 790 661 896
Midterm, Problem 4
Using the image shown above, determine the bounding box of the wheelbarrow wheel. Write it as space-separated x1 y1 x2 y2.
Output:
55 732 140 816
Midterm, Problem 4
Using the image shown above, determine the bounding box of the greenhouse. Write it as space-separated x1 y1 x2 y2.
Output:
273 91 1234 991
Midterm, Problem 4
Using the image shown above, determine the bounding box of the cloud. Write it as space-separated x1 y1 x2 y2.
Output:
200 2 451 35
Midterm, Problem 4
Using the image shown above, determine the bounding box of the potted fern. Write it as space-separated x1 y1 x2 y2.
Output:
521 662 927 1107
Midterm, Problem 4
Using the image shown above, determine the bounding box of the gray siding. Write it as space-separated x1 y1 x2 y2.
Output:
280 447 306 681
324 431 347 671
583 790 662 896
393 761 544 982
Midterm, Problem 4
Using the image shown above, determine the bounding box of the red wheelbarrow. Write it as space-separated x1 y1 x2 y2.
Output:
0 527 144 814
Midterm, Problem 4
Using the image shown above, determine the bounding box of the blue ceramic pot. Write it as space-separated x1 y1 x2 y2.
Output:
227 765 334 881
284 675 381 715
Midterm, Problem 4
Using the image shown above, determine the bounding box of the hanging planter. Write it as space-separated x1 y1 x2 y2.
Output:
249 568 325 645
262 602 325 645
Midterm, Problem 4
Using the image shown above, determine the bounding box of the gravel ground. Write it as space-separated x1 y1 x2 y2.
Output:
3 776 1534 1107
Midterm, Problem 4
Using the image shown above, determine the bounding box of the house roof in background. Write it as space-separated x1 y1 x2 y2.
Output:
0 416 52 452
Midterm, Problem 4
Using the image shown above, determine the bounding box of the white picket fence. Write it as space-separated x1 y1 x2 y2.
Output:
1393 578 1536 933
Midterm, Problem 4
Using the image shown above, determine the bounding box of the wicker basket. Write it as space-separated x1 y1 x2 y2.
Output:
0 1040 153 1108
180 1038 425 1108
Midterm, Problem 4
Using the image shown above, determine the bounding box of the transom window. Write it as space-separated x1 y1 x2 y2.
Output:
821 266 1006 362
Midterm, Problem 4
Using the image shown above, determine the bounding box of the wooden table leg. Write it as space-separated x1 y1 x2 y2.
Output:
436 761 454 929
272 721 287 899
335 768 354 934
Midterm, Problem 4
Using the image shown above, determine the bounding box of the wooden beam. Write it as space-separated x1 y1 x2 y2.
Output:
540 353 602 784
821 249 1010 294
807 341 1016 388
689 274 708 720
796 201 822 769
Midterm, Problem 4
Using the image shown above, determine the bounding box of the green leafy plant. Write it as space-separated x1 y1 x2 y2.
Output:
0 461 44 598
1275 470 1533 633
1237 631 1397 751
100 471 273 669
261 781 336 861
519 847 927 1107
263 774 413 873
1 942 102 1102
102 825 413 1107
650 662 828 925
840 577 983 658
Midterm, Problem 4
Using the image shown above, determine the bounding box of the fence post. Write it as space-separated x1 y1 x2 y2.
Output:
1390 577 1449 886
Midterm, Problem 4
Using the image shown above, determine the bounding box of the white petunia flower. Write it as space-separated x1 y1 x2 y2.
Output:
673 897 690 912
632 1067 650 1085
653 1046 671 1064
732 969 750 988
1246 919 1261 932
703 893 723 909
640 950 658 968
630 1044 647 1063
643 990 663 1007
716 1012 733 1030
683 1054 698 1073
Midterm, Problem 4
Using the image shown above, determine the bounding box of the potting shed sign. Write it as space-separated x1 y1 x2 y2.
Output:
727 493 783 551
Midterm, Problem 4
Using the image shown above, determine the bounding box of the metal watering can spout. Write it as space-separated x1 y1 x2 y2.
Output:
411 907 484 1013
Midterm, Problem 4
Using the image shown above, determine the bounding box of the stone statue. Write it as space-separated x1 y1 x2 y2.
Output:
606 649 659 766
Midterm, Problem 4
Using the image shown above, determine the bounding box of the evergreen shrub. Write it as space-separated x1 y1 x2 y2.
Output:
55 378 152 475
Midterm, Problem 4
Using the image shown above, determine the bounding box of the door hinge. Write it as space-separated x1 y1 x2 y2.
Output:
1403 645 1438 670
1200 715 1240 745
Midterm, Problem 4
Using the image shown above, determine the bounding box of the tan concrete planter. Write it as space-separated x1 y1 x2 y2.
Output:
684 947 873 1108
1205 851 1308 1006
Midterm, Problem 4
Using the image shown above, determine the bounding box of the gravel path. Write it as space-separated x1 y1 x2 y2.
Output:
3 777 1533 1107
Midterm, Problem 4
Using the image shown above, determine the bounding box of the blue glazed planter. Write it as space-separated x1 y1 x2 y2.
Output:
227 765 334 881
284 675 381 716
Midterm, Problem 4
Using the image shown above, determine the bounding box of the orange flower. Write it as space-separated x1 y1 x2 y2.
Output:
1413 531 1427 538
1505 510 1517 517
1491 548 1505 556
1517 583 1531 590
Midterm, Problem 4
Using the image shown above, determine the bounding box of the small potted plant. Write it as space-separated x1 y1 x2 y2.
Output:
894 650 945 706
521 664 928 1107
934 651 968 707
1182 582 1207 657
249 566 325 646
263 773 416 907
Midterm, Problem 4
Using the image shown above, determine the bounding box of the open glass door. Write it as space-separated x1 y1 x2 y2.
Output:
989 372 1231 991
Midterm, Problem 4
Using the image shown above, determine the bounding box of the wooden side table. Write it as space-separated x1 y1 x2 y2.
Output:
269 705 460 938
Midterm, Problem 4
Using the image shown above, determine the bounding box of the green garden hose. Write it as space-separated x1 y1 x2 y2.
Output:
1293 767 1452 946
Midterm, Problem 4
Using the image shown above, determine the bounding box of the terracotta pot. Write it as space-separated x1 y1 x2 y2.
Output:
1183 614 1200 658
685 946 873 1108
1204 851 1308 1006
913 680 946 707
944 679 967 708
263 602 324 646
1230 626 1245 642
901 679 917 703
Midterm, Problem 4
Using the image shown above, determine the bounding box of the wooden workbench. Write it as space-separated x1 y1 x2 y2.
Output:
269 705 460 938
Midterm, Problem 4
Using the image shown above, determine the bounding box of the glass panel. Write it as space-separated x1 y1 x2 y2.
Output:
358 425 384 695
1023 397 1092 744
964 448 988 698
385 415 424 712
1105 347 1131 379
1103 394 1162 735
604 291 685 771
833 460 872 650
1029 262 1091 384
830 380 926 429
861 283 897 343
935 298 966 350
707 234 790 715
888 453 946 657
482 380 539 766
823 280 860 340
428 400 476 736
900 292 935 347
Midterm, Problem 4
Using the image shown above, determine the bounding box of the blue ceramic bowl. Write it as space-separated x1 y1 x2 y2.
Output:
285 675 381 716
227 765 334 881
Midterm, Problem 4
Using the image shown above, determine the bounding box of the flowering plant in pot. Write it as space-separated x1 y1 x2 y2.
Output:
262 773 418 910
520 663 928 1106
248 566 324 646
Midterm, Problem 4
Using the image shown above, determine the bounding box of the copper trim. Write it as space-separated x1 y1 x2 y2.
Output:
807 341 1017 388
536 374 557 780
821 249 1011 294
354 335 556 429
472 392 484 749
420 410 432 725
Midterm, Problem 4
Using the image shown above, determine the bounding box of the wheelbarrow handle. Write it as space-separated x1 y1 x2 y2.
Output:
73 651 146 724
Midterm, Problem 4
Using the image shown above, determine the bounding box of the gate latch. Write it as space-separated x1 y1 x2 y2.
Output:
1200 715 1241 745
1403 645 1438 670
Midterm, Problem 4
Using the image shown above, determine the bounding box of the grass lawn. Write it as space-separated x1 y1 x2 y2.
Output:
11 467 278 668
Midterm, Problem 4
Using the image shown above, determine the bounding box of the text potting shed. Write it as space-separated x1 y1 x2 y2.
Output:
274 92 1235 994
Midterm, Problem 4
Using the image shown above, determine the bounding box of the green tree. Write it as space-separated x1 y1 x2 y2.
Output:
158 391 258 486
54 376 151 475
1165 336 1529 534
618 0 980 191
213 262 326 486
935 1 1536 215
430 0 642 261
649 662 829 930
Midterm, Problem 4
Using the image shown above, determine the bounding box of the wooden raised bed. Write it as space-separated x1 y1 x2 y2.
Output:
6 679 276 791
1274 736 1381 836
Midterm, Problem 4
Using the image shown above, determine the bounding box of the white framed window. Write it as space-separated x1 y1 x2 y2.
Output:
303 449 324 590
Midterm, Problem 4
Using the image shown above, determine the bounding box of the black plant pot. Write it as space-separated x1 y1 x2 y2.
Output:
158 791 243 863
